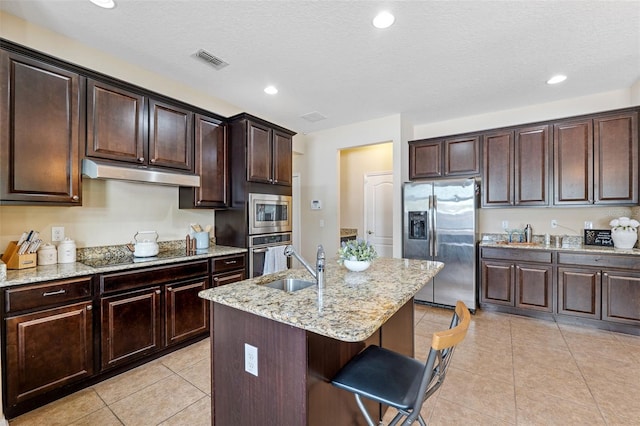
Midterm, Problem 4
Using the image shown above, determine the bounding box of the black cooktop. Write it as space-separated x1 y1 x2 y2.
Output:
80 250 189 268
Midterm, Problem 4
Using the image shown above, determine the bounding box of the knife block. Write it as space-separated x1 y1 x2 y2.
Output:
1 241 37 270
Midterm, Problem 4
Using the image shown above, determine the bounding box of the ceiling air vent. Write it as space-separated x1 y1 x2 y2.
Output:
301 111 327 123
195 49 229 70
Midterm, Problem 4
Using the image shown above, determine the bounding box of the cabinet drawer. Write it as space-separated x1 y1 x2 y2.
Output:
5 277 92 313
212 254 246 273
213 270 245 287
481 247 552 263
100 260 209 294
558 253 640 270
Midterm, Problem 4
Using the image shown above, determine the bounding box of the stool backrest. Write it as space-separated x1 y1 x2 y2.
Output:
408 301 471 423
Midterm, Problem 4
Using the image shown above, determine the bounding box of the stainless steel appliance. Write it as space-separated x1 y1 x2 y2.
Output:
402 178 478 309
248 232 292 277
248 193 292 235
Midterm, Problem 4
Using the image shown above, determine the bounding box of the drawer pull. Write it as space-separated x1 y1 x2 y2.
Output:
224 260 237 265
43 289 66 297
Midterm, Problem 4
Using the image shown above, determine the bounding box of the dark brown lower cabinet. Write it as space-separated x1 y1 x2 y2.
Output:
165 279 209 346
101 286 162 370
481 260 514 306
602 271 640 325
480 248 553 313
557 267 601 319
5 301 93 407
516 264 553 312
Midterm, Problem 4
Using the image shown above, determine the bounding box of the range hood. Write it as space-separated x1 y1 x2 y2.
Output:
82 159 200 187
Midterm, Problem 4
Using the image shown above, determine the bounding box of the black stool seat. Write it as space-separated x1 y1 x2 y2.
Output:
332 345 424 410
330 300 471 426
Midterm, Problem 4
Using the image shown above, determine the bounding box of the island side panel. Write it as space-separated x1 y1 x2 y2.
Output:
212 303 307 425
380 298 415 357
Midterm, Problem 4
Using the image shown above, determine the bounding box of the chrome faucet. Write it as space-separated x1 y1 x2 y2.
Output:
284 244 325 289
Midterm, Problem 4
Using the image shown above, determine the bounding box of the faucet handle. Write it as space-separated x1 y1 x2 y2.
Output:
317 244 325 260
284 245 295 257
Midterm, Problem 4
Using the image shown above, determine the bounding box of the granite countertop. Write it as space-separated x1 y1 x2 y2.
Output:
479 241 640 256
0 245 247 288
199 257 444 342
340 228 358 238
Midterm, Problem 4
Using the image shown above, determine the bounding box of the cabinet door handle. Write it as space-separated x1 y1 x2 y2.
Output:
138 157 145 162
155 289 161 294
43 289 66 297
86 305 93 311
213 277 220 282
71 195 80 201
167 287 172 292
150 158 156 163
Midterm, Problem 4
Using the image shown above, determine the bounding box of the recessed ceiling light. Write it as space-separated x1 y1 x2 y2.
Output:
264 85 278 95
547 74 567 85
373 11 395 29
89 0 116 9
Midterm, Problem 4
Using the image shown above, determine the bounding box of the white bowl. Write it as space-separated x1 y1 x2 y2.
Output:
343 260 371 272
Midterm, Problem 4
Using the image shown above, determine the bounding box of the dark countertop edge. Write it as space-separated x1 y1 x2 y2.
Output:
479 242 640 256
0 245 247 287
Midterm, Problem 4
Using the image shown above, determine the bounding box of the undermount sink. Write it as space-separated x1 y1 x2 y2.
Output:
263 278 315 292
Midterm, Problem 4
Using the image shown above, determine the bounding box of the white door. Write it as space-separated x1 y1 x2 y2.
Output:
364 171 393 257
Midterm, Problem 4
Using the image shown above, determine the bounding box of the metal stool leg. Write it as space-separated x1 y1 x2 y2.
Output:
354 394 376 426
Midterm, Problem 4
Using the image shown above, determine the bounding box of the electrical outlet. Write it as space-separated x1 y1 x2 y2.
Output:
244 343 258 376
584 221 593 230
551 220 558 229
52 226 65 242
501 220 509 230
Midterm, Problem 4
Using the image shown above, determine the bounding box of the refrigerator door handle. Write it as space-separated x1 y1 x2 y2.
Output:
432 195 438 257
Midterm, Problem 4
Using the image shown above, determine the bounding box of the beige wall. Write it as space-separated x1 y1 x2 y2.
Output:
299 115 403 261
339 143 393 238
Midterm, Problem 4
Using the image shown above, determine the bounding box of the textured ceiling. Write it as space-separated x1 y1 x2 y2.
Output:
1 0 639 134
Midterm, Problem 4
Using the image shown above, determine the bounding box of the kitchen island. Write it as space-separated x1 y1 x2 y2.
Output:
199 257 444 425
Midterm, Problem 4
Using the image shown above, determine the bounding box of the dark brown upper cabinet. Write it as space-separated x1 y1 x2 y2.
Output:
179 114 228 209
482 125 550 207
86 79 194 172
229 114 295 187
0 49 83 205
554 111 638 205
409 135 480 180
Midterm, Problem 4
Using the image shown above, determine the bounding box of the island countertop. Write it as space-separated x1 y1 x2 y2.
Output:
199 257 444 342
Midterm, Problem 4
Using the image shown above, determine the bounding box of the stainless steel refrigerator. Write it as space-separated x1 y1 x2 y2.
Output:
402 178 477 309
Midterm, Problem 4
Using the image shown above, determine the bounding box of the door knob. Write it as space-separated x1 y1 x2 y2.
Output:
367 230 373 235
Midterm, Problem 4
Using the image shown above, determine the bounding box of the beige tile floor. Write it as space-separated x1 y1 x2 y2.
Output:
9 304 640 425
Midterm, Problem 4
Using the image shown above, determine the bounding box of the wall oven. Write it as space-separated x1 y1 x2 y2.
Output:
248 193 292 235
248 232 292 278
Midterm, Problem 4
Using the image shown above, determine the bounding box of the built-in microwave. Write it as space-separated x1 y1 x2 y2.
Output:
248 193 292 235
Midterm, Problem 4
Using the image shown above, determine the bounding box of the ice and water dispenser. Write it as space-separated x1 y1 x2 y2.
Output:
408 211 428 240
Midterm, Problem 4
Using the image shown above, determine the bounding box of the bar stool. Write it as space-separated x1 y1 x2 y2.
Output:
331 300 471 426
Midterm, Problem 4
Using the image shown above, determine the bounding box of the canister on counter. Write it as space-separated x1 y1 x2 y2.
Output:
37 244 57 265
57 238 76 263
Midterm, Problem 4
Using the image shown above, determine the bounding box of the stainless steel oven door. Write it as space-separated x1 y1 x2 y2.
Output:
248 232 292 278
249 193 292 235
